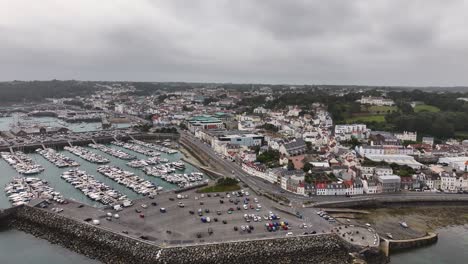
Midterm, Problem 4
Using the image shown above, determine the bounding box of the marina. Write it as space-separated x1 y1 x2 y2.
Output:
65 146 110 164
112 140 162 157
97 165 161 196
1 151 45 175
36 148 80 168
5 177 65 206
1 140 203 209
89 143 136 160
61 169 130 206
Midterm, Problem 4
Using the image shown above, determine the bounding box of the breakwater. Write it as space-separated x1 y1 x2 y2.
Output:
1 205 386 264
380 233 438 256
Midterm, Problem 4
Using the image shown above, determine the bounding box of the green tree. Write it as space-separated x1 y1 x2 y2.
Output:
303 162 312 173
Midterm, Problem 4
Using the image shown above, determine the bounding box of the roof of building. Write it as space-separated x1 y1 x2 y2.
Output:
377 174 401 182
187 115 222 123
282 138 307 155
366 154 423 168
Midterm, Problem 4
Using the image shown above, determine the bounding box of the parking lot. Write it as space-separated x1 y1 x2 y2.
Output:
40 187 336 246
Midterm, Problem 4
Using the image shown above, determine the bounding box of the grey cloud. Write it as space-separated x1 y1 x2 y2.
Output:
0 0 467 86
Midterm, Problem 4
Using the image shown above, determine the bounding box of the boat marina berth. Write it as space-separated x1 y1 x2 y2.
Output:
64 146 110 164
130 139 178 154
4 177 65 206
0 151 45 175
61 169 130 206
89 143 136 160
36 148 80 168
126 157 169 168
111 141 161 157
96 165 162 195
143 163 204 188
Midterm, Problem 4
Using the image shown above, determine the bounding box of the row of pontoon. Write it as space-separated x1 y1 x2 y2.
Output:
61 169 130 206
5 177 65 206
64 146 109 164
142 162 204 188
130 139 178 154
97 165 162 195
89 143 136 160
36 148 79 168
111 141 162 157
126 156 169 168
1 151 45 175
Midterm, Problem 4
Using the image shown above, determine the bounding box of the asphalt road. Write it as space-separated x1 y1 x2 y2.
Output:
179 132 298 200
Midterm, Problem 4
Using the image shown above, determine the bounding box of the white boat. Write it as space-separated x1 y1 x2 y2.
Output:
400 221 408 228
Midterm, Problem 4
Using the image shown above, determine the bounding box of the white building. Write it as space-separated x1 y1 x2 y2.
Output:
335 124 368 136
395 131 417 142
356 145 414 156
241 162 279 184
441 173 457 192
334 124 370 141
114 104 125 114
375 167 393 176
253 107 268 114
360 166 376 178
362 180 381 194
360 96 395 106
422 137 434 146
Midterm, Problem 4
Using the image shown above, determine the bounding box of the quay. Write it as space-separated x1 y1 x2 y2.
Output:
0 132 179 153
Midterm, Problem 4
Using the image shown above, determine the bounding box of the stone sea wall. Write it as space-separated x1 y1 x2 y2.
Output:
387 233 438 253
313 196 468 209
5 205 385 264
8 205 162 264
0 207 17 226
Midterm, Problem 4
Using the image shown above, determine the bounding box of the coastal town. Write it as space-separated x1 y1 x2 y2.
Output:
2 83 468 203
2 82 468 264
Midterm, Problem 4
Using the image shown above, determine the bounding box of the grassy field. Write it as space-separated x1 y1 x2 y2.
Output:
346 115 386 123
414 104 440 113
362 105 398 114
198 184 241 193
455 131 468 140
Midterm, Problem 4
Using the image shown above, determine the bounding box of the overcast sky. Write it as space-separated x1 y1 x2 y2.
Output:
1 0 468 86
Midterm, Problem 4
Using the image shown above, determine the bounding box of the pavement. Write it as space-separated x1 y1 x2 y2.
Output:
332 225 379 248
40 187 334 247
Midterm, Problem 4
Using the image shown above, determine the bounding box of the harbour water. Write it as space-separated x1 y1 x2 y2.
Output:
0 228 100 264
0 142 203 264
390 225 468 264
0 145 201 208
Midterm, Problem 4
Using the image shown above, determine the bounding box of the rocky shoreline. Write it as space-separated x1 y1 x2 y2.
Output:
2 205 387 264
